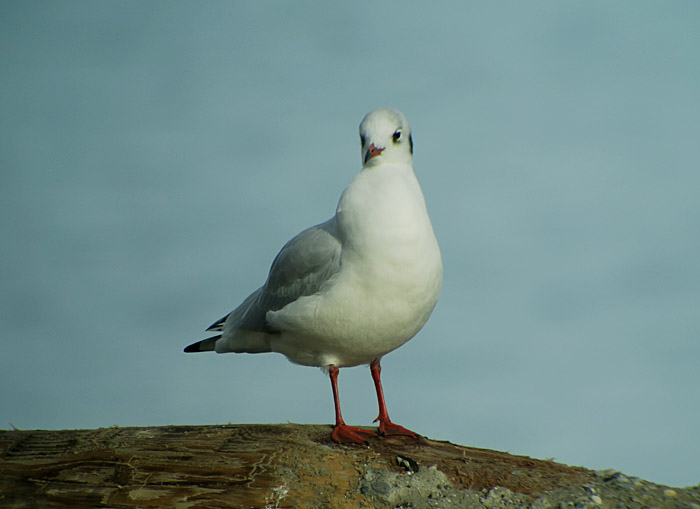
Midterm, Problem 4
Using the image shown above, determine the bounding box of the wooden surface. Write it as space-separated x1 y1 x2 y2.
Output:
0 424 593 508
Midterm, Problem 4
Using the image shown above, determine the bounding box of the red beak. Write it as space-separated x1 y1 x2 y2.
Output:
364 143 385 164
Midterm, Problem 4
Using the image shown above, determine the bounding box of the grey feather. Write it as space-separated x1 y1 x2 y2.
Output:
211 219 342 335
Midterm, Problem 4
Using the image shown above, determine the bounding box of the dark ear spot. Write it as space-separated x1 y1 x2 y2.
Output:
409 133 413 154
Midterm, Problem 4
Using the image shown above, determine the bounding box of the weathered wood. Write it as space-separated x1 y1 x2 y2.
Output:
0 424 593 507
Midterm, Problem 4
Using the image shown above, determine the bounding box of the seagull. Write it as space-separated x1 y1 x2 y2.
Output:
185 108 443 443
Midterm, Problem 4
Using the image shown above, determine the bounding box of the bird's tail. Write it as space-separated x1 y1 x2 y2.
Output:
183 335 221 353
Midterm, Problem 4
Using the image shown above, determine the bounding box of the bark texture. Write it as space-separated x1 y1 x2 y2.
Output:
0 424 596 507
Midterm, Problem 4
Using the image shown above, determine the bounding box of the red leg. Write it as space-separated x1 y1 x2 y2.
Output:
370 359 418 438
329 365 373 444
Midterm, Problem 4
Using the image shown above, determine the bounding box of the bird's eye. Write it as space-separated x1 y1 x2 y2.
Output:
360 134 367 146
392 130 402 143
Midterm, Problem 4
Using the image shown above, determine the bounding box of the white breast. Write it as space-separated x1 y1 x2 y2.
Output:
268 162 442 367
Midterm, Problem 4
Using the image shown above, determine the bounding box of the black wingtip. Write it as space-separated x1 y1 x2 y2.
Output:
206 313 230 332
184 335 221 353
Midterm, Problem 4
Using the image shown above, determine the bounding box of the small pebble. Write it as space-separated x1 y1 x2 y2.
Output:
371 480 390 495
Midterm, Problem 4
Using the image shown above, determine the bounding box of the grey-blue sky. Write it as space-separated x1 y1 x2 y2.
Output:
1 1 699 487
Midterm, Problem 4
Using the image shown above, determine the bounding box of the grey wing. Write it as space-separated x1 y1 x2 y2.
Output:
209 219 342 334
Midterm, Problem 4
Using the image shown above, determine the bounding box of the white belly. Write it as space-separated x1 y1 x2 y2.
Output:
267 161 443 367
268 231 442 367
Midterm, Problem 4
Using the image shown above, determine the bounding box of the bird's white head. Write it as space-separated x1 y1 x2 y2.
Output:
359 108 413 168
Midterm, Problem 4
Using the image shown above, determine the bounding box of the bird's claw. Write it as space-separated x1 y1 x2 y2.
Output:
331 424 374 444
375 418 419 438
